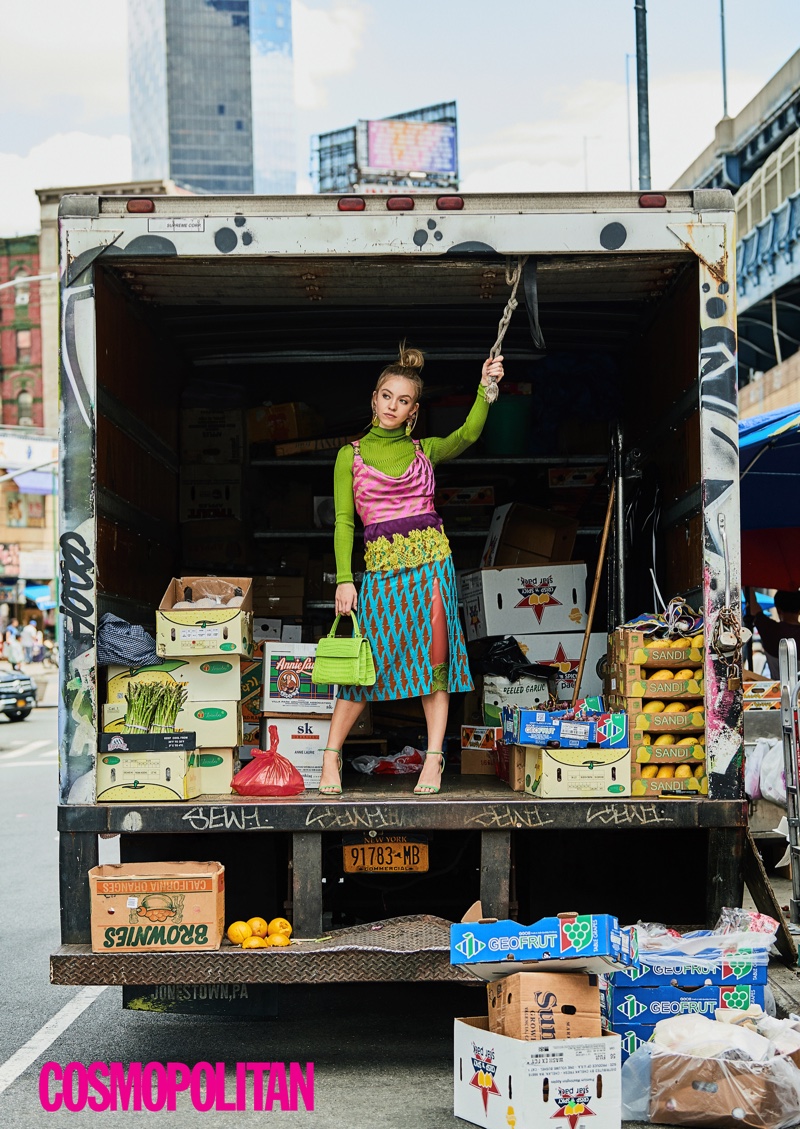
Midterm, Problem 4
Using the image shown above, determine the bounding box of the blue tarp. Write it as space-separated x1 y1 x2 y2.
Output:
24 584 54 610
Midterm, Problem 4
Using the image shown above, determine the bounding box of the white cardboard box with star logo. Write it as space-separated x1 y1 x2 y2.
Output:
512 632 607 700
454 1015 621 1129
459 565 588 642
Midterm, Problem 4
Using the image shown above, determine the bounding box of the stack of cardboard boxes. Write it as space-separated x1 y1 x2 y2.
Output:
96 576 254 801
450 911 634 1129
258 642 336 789
606 629 707 796
180 408 249 573
601 952 768 1063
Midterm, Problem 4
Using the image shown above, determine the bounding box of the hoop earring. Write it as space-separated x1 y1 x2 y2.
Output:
406 413 418 436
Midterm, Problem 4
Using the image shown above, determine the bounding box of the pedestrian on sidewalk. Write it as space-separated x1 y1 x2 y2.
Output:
21 619 36 664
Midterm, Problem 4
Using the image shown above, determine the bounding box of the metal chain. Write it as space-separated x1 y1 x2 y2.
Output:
485 255 528 403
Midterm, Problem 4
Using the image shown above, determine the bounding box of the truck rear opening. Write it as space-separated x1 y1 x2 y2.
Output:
54 192 744 988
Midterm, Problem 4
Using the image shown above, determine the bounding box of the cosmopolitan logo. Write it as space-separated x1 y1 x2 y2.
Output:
275 657 314 674
103 924 209 948
487 932 559 952
40 1061 314 1113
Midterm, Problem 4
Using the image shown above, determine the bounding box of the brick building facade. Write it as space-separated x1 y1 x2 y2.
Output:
0 235 44 428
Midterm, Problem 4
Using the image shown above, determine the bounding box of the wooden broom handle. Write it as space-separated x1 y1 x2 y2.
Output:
572 482 616 707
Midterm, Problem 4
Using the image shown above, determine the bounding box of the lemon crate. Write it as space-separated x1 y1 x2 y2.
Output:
614 699 706 732
631 762 708 796
608 628 704 668
606 664 704 700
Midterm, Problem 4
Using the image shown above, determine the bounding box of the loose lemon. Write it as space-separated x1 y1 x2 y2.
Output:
641 765 659 779
227 921 252 945
246 916 268 938
653 735 676 746
663 702 687 714
645 700 666 713
656 765 675 779
651 670 674 681
265 933 291 947
242 936 268 948
267 917 293 938
674 764 693 779
674 669 694 681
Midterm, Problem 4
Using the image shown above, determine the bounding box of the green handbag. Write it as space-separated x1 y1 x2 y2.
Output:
312 612 377 687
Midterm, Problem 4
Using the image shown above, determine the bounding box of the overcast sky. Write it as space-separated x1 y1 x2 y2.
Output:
0 0 797 234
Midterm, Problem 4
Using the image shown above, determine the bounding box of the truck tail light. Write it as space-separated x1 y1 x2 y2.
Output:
639 193 667 208
387 197 414 211
338 197 365 211
127 198 155 213
437 196 464 210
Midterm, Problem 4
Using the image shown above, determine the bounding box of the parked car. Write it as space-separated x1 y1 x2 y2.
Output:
0 670 37 720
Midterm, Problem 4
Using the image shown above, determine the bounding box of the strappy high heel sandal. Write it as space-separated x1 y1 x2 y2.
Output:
318 747 343 796
414 751 446 795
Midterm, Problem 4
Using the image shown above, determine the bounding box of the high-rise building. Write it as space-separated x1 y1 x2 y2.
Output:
128 0 295 194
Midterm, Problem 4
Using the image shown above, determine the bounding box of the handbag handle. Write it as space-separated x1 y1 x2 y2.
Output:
327 612 363 639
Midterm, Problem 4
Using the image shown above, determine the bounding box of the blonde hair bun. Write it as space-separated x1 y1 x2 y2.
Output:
398 343 424 371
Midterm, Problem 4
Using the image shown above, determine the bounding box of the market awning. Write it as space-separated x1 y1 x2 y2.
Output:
10 470 56 494
739 402 800 588
24 584 54 610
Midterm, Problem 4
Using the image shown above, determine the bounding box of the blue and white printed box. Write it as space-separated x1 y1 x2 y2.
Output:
613 951 768 988
450 913 638 980
600 981 766 1029
502 705 628 749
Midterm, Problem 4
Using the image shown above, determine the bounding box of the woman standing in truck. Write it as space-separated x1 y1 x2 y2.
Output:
319 345 504 796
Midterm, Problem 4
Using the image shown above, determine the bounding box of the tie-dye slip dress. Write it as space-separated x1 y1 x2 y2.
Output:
337 438 473 703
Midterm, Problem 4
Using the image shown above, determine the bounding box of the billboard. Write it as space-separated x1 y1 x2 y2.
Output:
362 119 457 175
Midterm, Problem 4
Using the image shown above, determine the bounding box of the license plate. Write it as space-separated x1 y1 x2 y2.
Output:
342 835 428 873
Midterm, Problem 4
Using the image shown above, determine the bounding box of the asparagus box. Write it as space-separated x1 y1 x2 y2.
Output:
105 657 242 705
99 732 196 754
102 701 241 748
89 861 225 952
156 576 253 658
96 750 200 802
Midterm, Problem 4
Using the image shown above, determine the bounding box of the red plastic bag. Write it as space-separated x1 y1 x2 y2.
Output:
231 749 305 797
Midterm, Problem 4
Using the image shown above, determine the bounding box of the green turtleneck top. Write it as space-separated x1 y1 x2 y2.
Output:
334 384 490 583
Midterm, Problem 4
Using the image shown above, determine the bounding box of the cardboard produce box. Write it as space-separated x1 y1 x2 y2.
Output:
156 576 253 658
247 401 321 446
608 627 704 667
179 465 242 522
181 408 243 464
614 953 769 988
275 433 359 457
460 563 588 641
649 1049 794 1129
253 577 304 617
483 673 551 725
261 643 335 715
261 715 332 788
632 733 705 763
623 701 705 732
194 748 238 795
487 971 602 1041
503 704 628 749
89 861 224 952
106 657 242 705
460 747 496 775
461 725 503 752
514 631 606 701
480 503 579 567
607 664 704 700
102 701 242 748
524 746 631 798
601 980 765 1031
99 732 196 754
454 1017 621 1129
630 763 708 796
450 913 639 977
96 749 201 801
494 743 526 791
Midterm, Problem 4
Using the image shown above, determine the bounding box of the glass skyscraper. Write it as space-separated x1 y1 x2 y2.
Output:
128 0 295 194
